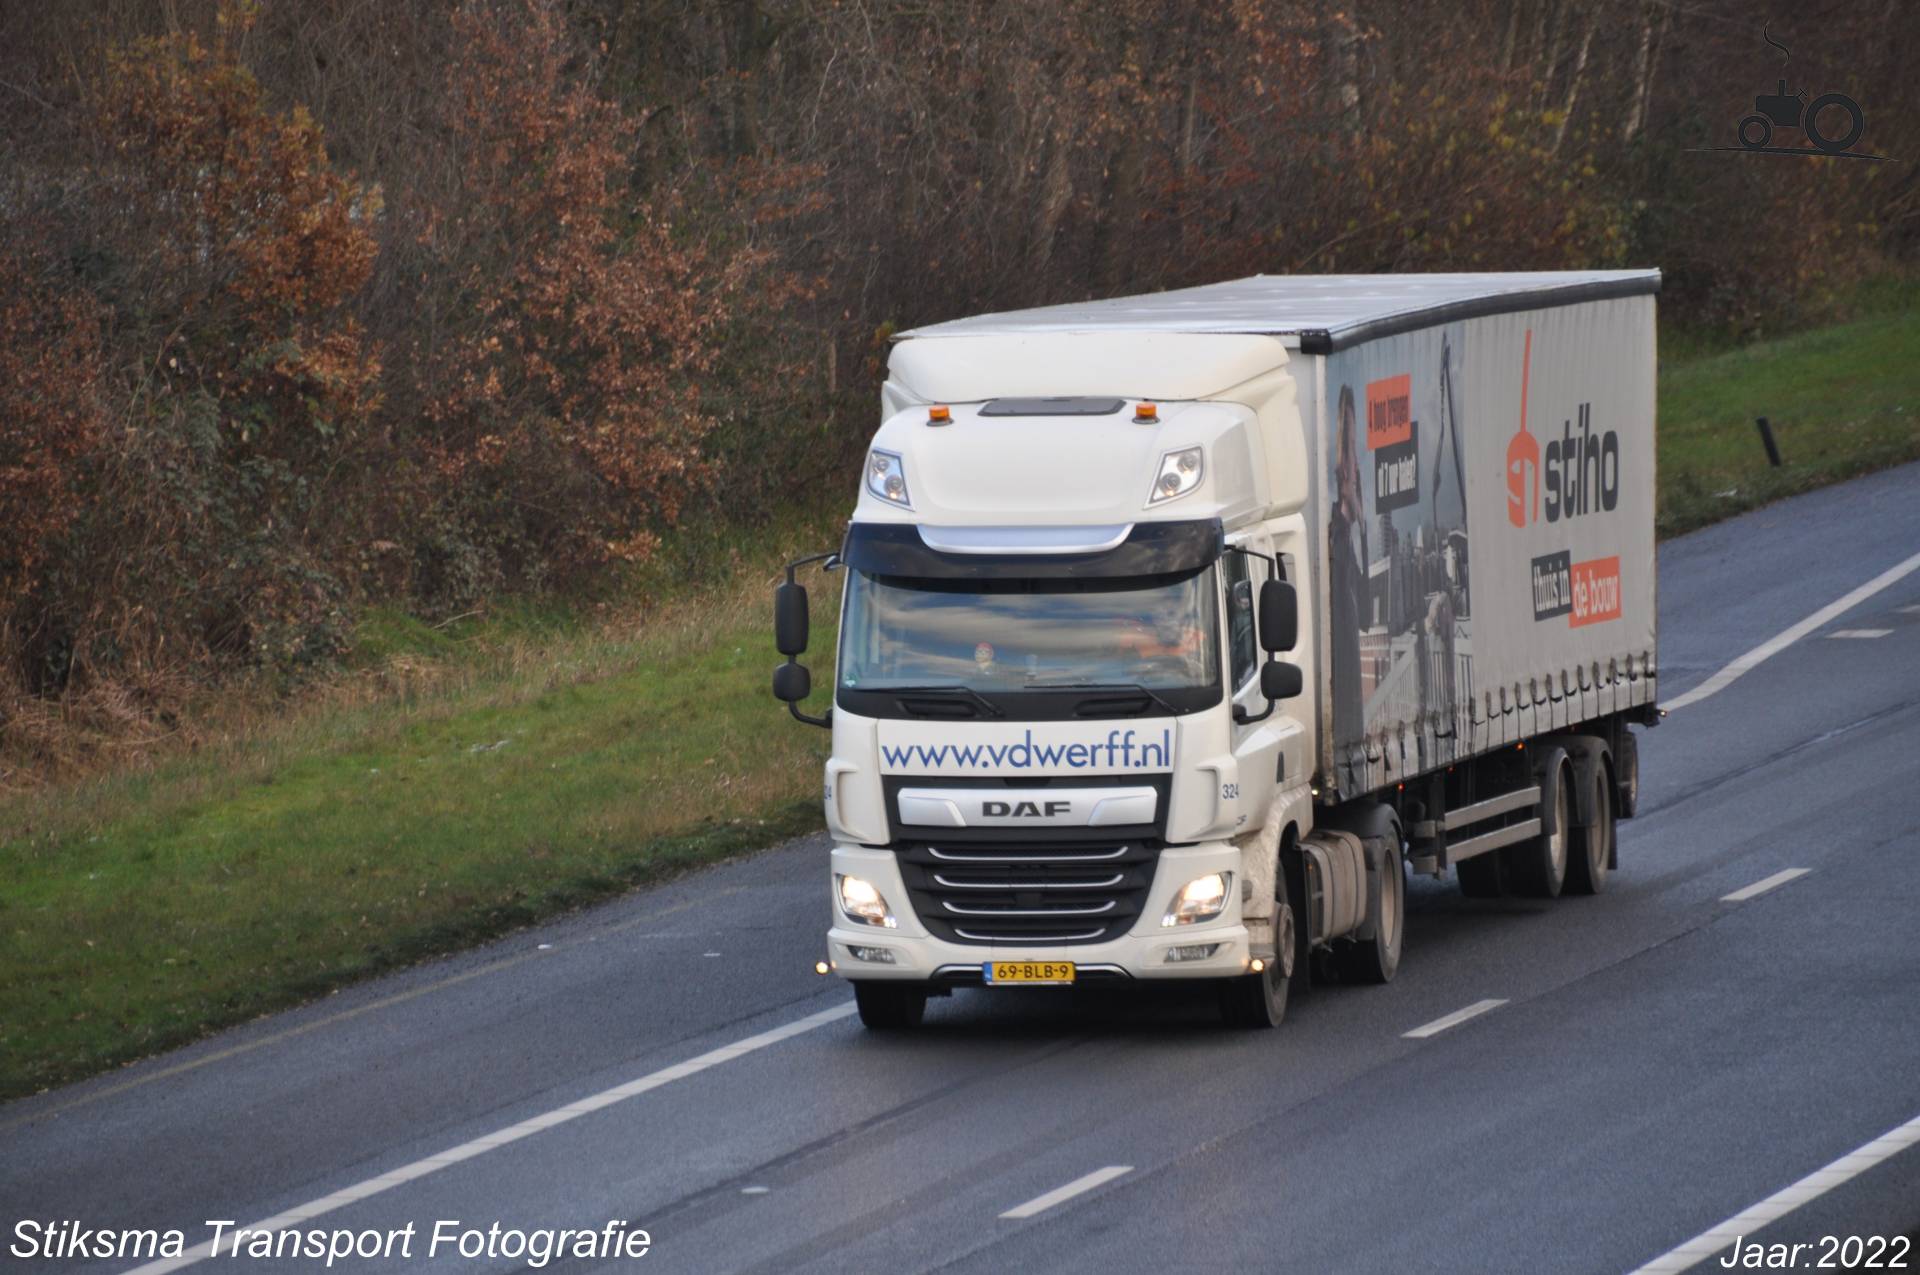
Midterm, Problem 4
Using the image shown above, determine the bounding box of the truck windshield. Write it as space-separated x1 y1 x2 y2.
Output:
837 568 1220 702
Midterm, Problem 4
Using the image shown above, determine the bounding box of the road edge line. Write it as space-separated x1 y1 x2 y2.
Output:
1665 550 1920 711
121 1003 856 1275
1627 1111 1920 1274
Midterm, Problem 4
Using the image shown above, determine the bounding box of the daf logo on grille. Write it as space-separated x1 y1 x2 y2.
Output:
981 800 1071 818
896 786 1158 829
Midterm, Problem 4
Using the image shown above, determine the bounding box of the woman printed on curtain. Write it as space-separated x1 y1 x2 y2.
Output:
1328 383 1369 751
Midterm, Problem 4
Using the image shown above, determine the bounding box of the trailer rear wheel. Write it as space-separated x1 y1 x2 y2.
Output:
1336 826 1405 983
1511 752 1571 898
854 981 928 1030
1567 763 1614 895
1219 898 1296 1028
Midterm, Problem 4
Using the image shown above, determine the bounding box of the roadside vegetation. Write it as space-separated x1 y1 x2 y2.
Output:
0 507 840 1096
7 0 1918 785
1657 283 1920 536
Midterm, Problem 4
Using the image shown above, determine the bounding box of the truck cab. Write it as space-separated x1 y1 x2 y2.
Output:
776 332 1326 1028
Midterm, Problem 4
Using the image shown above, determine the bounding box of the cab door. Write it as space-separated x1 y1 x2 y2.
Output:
1223 534 1288 830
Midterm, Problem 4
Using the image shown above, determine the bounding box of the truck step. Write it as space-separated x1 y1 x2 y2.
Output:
1447 818 1543 864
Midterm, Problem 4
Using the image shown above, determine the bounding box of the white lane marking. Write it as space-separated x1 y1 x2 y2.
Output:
1403 998 1508 1040
1000 1165 1134 1220
1827 628 1892 639
121 1004 856 1275
1628 1111 1920 1274
1899 605 1920 615
1664 549 1920 711
1720 867 1810 902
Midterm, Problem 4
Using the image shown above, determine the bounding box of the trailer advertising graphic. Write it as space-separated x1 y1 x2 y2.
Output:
1367 373 1419 514
1463 300 1657 740
1530 551 1624 627
1324 298 1656 793
1326 323 1473 777
1509 328 1628 629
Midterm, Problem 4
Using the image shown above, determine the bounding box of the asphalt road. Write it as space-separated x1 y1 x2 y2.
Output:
6 462 1920 1275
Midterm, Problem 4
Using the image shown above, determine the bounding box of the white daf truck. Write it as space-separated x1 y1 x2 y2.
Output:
773 272 1660 1029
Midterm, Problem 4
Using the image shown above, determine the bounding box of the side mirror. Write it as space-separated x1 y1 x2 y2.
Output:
773 551 836 729
773 661 811 703
1235 658 1304 725
1258 579 1297 652
775 581 810 656
1260 660 1303 701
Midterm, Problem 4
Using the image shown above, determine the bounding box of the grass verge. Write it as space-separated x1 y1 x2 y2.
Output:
4 301 1918 1099
0 511 843 1098
1657 294 1920 536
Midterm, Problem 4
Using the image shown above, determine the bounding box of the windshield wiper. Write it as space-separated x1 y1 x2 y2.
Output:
1023 682 1181 716
885 685 1005 718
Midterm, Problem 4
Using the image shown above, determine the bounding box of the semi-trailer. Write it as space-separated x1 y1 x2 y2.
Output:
772 271 1660 1029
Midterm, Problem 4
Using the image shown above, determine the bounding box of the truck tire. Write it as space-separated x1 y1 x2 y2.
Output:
1510 751 1571 898
1282 847 1315 999
1615 729 1639 820
1336 827 1404 983
854 981 928 1029
1219 897 1296 1028
1566 762 1614 895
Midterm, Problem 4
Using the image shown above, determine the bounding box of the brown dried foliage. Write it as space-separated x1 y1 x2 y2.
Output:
401 0 720 583
0 250 105 611
1 0 1916 780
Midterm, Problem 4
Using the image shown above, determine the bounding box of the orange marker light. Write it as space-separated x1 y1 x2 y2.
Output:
1134 402 1159 423
928 405 952 424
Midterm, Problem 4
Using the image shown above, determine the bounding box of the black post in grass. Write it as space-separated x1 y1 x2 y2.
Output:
1755 417 1783 467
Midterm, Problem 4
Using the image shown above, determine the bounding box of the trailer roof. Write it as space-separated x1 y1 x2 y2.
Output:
899 270 1660 354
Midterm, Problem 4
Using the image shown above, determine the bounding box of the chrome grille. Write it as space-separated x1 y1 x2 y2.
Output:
897 840 1158 946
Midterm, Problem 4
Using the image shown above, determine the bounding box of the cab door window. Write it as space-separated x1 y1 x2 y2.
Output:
1223 550 1259 690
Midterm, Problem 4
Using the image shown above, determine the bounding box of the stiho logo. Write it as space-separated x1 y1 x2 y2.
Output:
1506 329 1621 527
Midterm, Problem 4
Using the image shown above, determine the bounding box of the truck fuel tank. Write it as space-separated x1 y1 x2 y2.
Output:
1301 829 1369 944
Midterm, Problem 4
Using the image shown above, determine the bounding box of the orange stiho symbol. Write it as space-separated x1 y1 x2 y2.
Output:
1506 329 1540 528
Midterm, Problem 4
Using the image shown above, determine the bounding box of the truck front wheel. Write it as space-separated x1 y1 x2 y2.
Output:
1219 898 1296 1029
854 981 928 1029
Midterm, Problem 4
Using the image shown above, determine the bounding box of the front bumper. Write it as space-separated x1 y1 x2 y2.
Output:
825 842 1251 982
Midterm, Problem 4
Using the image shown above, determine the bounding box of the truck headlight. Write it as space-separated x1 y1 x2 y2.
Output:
1163 871 1232 926
836 874 898 928
1147 445 1204 505
866 450 911 507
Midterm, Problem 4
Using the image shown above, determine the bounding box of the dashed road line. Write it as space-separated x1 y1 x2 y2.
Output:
1720 867 1810 903
1000 1166 1134 1220
1826 629 1891 639
1403 998 1507 1040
